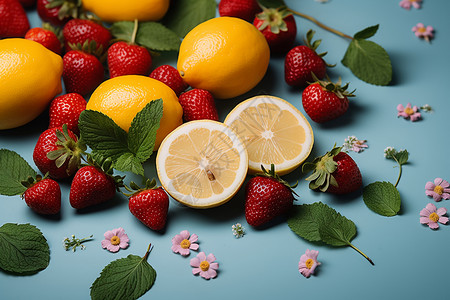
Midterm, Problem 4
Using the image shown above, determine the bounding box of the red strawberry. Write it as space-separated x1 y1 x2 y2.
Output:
48 93 87 135
149 65 188 96
303 146 362 194
62 48 104 96
127 179 169 231
285 30 330 87
0 0 30 38
218 0 262 22
302 77 355 123
25 26 62 55
69 165 119 209
253 7 297 55
22 176 61 215
245 165 297 227
178 89 219 122
33 125 85 179
63 19 111 53
36 0 78 26
107 41 152 78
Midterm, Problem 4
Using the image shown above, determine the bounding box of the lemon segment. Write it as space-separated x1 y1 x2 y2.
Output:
224 95 314 176
177 17 270 99
0 39 63 130
86 75 183 150
156 120 248 208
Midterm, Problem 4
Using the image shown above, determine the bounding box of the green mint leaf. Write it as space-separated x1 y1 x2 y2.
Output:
258 0 286 8
136 22 181 51
162 0 216 38
318 215 356 247
394 150 409 166
114 153 145 177
91 250 156 300
363 181 401 216
353 25 379 40
0 223 50 274
0 149 36 196
341 38 392 86
128 99 163 161
79 110 130 161
110 21 134 43
288 204 321 242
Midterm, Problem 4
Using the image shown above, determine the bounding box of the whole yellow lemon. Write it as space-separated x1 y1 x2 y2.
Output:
82 0 170 22
86 75 183 150
177 17 270 99
0 38 63 130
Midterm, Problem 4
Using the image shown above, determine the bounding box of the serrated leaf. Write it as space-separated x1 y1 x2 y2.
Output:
288 204 321 242
394 150 409 166
353 25 379 40
0 149 36 196
258 0 286 8
136 22 181 51
90 252 156 300
318 216 356 247
341 38 392 86
114 153 145 177
0 223 50 274
128 99 163 161
363 181 401 216
162 0 216 38
110 21 134 42
79 110 129 161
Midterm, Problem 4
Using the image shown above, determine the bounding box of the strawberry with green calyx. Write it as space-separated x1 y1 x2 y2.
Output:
33 124 86 179
245 164 298 227
253 7 297 55
37 0 81 26
126 178 169 231
302 146 362 194
302 74 355 123
218 0 262 22
25 23 64 55
107 19 152 78
69 155 125 209
21 174 61 215
63 18 111 53
285 29 333 87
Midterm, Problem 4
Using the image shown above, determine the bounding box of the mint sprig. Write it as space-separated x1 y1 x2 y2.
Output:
0 223 50 274
362 148 409 216
0 149 37 196
90 244 156 300
78 99 163 176
288 202 374 265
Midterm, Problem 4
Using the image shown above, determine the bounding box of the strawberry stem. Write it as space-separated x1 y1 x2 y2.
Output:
287 8 353 40
131 19 139 45
348 243 374 265
392 156 403 188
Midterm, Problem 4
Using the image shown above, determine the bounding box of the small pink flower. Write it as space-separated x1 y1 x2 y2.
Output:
171 230 199 256
342 136 368 153
397 103 421 121
420 203 448 229
190 252 219 279
412 23 434 42
101 227 129 252
399 0 422 10
299 249 320 278
425 178 450 202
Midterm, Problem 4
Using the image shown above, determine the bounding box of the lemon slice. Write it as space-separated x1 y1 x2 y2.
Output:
156 120 248 208
224 95 314 176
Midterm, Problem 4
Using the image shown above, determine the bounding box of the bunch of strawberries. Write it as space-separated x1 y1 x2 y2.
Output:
2 0 363 230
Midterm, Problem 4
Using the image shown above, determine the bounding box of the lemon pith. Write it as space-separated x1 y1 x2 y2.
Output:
156 120 248 208
224 95 314 175
177 17 270 99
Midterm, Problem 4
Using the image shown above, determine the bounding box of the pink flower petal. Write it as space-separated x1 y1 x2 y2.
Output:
438 217 449 224
206 253 216 263
209 262 219 270
190 257 201 267
432 192 443 202
441 193 450 200
428 222 439 230
434 178 444 186
101 240 111 248
189 233 198 243
205 269 217 279
172 234 183 244
299 254 307 264
103 230 114 239
425 182 435 190
436 207 447 216
420 207 431 217
426 203 437 212
179 248 190 256
440 180 450 188
190 243 199 251
420 216 430 224
180 230 190 240
425 190 435 197
119 241 128 249
197 252 206 261
192 267 201 275
106 243 119 252
410 113 421 121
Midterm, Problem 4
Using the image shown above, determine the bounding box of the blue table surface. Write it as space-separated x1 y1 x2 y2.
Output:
1 1 449 299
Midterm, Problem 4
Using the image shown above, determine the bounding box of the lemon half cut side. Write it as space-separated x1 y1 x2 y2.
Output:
156 120 248 208
224 95 314 176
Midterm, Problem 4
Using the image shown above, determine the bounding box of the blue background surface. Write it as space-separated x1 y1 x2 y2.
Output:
1 0 449 299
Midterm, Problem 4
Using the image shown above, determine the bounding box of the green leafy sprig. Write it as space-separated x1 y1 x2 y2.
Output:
259 0 392 86
63 234 94 252
288 202 374 265
90 243 157 300
362 147 409 216
0 223 50 274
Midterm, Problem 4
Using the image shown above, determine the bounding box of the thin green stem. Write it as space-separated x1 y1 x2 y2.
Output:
131 19 139 44
348 243 374 265
287 8 353 40
143 243 153 261
392 157 402 188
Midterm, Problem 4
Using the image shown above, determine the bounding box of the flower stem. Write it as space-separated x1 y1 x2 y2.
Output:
392 157 402 188
349 243 374 265
143 243 153 261
287 8 353 40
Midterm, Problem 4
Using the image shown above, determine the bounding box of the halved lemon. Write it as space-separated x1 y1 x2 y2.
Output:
224 95 314 176
156 120 248 208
